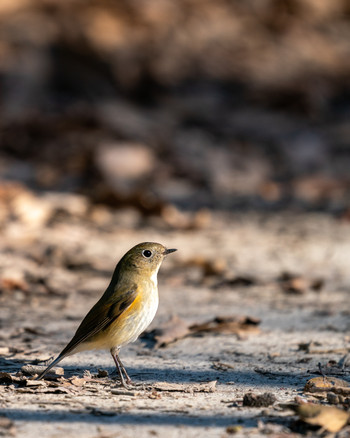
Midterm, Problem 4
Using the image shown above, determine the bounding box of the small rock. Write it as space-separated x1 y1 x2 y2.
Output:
327 392 339 404
243 392 276 407
97 369 109 378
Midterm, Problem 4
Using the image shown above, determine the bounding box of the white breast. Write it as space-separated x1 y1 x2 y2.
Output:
150 269 158 288
138 288 158 334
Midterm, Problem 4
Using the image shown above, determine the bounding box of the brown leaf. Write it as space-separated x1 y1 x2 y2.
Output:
304 376 350 394
145 315 260 347
190 316 260 335
295 404 350 433
69 377 86 387
278 272 324 294
151 315 191 347
279 273 308 294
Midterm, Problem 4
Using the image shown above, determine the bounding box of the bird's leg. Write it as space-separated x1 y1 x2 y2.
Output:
111 348 127 388
110 347 132 388
116 354 132 385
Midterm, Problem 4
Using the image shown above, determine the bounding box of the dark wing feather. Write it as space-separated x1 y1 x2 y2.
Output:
36 287 137 380
60 288 138 357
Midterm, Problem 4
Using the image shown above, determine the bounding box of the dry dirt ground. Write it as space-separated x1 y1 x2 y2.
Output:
0 205 349 437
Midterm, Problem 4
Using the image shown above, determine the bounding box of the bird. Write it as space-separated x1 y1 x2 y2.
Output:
36 242 177 387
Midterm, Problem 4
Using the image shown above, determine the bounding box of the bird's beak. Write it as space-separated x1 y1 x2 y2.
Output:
163 248 177 255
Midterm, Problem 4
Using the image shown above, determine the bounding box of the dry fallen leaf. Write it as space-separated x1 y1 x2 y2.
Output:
279 273 308 294
190 316 260 336
144 315 260 347
278 272 324 294
304 376 350 394
151 315 191 347
69 377 86 387
295 404 350 433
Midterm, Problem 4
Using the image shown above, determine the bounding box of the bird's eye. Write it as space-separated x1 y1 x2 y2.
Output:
142 249 152 258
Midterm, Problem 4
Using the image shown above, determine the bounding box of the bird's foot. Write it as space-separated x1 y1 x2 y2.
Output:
111 371 132 386
117 377 133 390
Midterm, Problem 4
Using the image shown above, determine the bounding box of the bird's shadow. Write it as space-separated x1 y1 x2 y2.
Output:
0 355 307 387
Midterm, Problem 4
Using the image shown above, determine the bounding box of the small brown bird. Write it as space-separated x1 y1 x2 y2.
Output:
36 242 176 387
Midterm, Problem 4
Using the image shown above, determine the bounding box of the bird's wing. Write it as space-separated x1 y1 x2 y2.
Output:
36 286 138 380
59 286 138 358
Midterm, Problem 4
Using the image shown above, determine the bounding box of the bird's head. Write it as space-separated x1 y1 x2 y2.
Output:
117 242 177 280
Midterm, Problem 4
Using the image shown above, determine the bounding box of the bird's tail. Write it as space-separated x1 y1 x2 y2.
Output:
35 354 64 380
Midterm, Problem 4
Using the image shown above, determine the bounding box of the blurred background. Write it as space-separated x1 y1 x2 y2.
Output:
1 0 350 221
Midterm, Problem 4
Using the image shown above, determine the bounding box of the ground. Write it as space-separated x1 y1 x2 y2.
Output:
0 204 349 437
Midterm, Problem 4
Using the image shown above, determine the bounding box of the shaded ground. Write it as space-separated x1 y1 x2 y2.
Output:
0 198 349 437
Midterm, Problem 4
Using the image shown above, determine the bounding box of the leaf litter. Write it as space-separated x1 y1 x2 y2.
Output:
144 315 260 348
0 195 349 436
